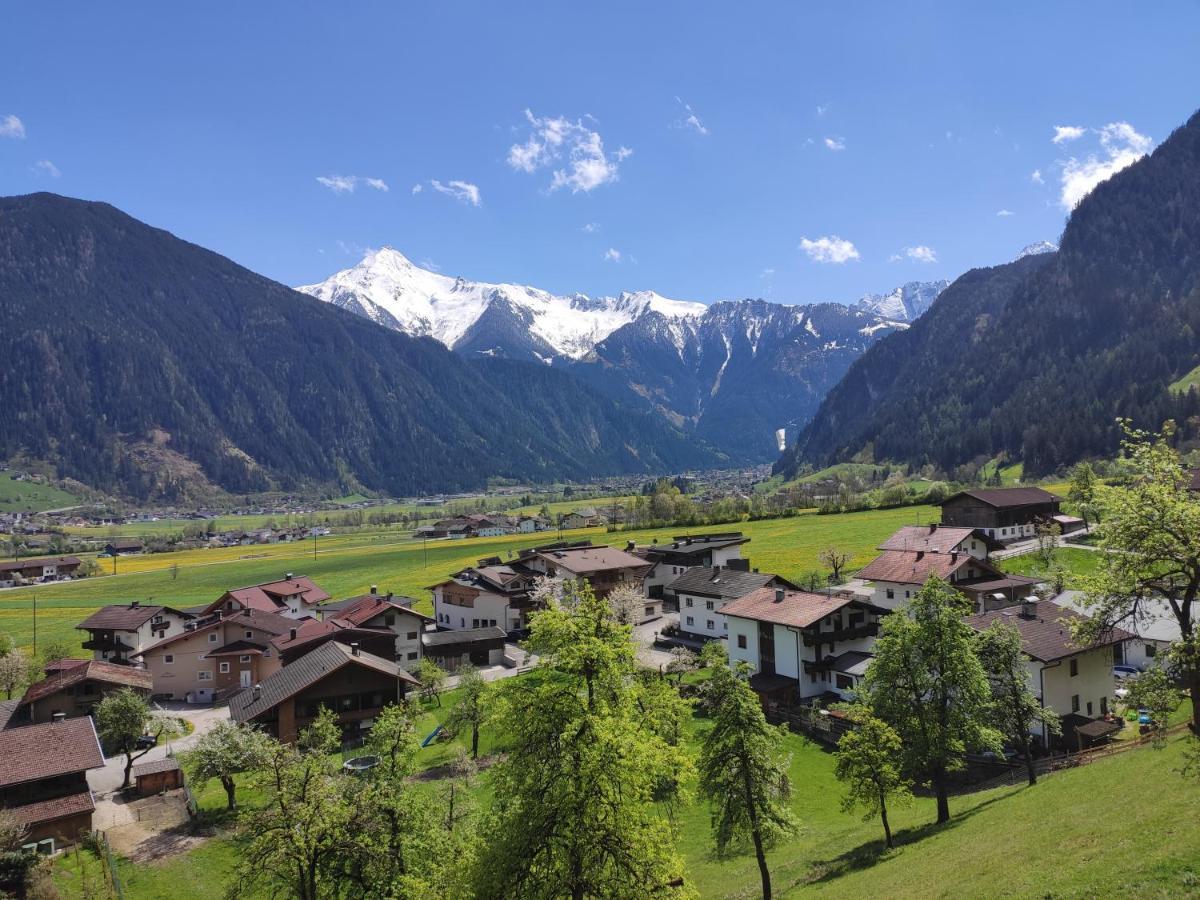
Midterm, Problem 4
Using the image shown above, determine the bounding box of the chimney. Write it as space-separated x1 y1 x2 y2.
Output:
626 541 635 552
1021 599 1038 619
370 584 378 595
386 592 393 602
929 523 938 533
243 608 252 617
131 600 140 609
253 684 262 697
289 628 297 641
285 572 293 581
774 588 785 603
351 642 360 656
51 711 66 723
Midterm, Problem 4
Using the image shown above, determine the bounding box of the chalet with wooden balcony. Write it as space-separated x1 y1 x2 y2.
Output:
76 602 194 665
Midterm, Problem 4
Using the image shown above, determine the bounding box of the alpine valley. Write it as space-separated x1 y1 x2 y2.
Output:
298 249 949 460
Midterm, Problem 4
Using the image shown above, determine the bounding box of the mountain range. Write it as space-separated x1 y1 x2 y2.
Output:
0 194 724 502
777 108 1200 479
298 250 950 460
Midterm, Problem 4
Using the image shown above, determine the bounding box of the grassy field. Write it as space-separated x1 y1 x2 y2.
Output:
1170 363 1200 396
998 546 1104 587
0 474 82 513
50 679 1200 899
0 504 936 652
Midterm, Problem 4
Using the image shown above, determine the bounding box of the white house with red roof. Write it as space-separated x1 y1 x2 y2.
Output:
203 574 330 620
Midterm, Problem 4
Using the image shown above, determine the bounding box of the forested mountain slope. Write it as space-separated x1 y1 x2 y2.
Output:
778 107 1200 478
0 194 720 501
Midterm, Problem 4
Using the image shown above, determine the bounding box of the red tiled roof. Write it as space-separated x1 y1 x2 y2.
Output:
856 550 991 586
964 600 1134 662
0 718 105 787
526 545 652 576
21 660 152 705
135 608 298 656
7 790 95 827
206 576 330 614
332 595 433 626
721 587 858 629
877 525 982 553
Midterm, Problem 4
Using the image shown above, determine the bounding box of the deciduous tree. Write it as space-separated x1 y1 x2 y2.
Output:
698 662 797 899
416 658 447 706
187 721 273 810
860 577 1002 824
833 706 911 849
818 547 852 584
0 648 26 700
974 620 1059 785
443 664 491 759
95 688 180 788
1068 461 1099 529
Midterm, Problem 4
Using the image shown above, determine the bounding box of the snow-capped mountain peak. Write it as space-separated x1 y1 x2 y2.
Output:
854 280 951 323
296 250 706 360
1015 240 1059 260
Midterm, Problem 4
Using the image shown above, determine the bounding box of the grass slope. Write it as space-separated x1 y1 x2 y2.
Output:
0 474 81 513
0 504 936 651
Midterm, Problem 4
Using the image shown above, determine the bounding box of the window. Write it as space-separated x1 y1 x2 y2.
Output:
644 606 654 617
219 662 230 674
1071 694 1080 713
1145 643 1157 658
706 620 715 631
685 616 694 626
164 654 174 664
384 614 395 626
208 633 218 643
1086 700 1093 716
245 631 253 639
836 674 853 691
472 619 480 628
886 588 895 600
239 654 251 663
407 651 419 661
263 649 272 658
705 600 714 611
1100 696 1108 716
904 590 911 599
1069 658 1078 677
685 598 693 607
198 671 212 681
406 631 418 640
737 634 747 649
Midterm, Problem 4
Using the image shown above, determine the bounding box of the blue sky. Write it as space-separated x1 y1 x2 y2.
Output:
3 2 1199 304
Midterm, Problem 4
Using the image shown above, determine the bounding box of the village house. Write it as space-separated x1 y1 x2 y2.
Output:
228 641 419 744
0 714 105 850
102 538 144 556
558 507 608 530
314 591 432 668
134 607 295 702
0 555 83 587
723 586 889 707
517 515 552 533
939 487 1083 542
635 532 751 600
855 524 1040 614
964 599 1132 750
14 659 153 724
202 574 331 620
515 541 652 600
76 602 194 665
429 559 537 633
1054 590 1177 671
669 566 797 641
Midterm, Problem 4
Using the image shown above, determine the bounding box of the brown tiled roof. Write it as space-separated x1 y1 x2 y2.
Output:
0 718 104 787
963 600 1134 662
878 525 991 553
207 576 330 614
269 619 391 653
942 487 1063 508
856 549 988 585
203 639 267 657
332 595 434 626
21 660 153 705
7 790 95 827
136 608 298 656
721 587 858 629
229 641 418 723
0 555 82 574
76 603 180 631
527 545 652 576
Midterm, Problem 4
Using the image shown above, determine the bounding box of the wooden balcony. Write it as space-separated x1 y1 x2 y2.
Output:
801 621 879 647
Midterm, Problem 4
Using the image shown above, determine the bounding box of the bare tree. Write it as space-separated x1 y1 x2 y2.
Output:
818 547 853 584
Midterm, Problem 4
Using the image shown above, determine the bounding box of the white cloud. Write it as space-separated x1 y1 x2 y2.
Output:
1051 125 1086 145
1030 168 1044 184
582 222 599 233
0 114 25 139
508 109 630 193
411 183 423 194
674 98 709 136
903 245 938 263
799 235 860 264
316 174 388 194
603 247 621 263
1058 121 1152 210
824 136 846 151
430 179 482 207
996 208 1015 217
816 104 828 117
31 159 60 178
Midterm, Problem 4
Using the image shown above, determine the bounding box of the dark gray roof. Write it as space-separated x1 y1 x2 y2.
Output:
829 651 873 677
0 699 21 730
132 756 181 776
644 533 749 560
666 567 787 600
229 641 418 723
964 600 1134 662
942 487 1063 509
77 603 183 631
421 626 506 647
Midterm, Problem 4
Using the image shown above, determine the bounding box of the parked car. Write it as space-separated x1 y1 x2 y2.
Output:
1113 665 1140 680
134 733 157 750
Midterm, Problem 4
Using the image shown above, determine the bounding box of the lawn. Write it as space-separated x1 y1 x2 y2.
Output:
997 547 1104 587
50 678 1200 899
0 474 82 513
0 504 936 652
1169 363 1200 396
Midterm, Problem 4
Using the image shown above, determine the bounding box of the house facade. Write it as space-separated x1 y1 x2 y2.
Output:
18 660 153 724
0 555 82 587
315 592 432 669
429 560 535 633
668 566 796 641
939 487 1073 542
636 533 751 600
516 541 652 601
203 574 331 620
76 602 194 665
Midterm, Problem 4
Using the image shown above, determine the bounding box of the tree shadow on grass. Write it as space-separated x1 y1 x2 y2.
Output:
796 790 1022 887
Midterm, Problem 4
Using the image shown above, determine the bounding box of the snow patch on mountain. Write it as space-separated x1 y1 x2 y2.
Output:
1015 240 1059 259
855 280 950 322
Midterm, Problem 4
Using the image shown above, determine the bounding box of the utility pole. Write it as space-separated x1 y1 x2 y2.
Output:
32 592 37 655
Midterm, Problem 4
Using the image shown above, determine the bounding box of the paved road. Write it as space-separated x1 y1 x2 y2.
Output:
88 702 230 796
